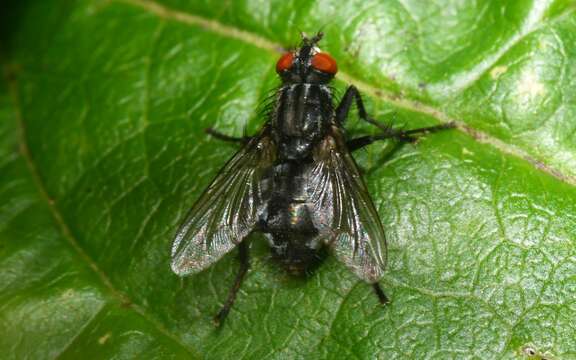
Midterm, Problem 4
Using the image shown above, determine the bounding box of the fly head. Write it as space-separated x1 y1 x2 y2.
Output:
275 32 338 84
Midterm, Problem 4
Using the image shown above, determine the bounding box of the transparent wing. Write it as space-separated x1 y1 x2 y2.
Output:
171 133 275 276
309 131 387 282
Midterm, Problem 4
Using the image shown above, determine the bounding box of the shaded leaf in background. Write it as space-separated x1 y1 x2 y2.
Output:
1 0 575 358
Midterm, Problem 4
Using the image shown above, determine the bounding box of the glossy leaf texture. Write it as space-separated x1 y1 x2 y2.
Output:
1 0 576 358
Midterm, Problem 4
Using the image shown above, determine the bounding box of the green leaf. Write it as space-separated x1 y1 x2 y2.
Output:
1 0 575 358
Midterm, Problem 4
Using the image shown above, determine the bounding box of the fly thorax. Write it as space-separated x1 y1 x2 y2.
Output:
273 83 333 160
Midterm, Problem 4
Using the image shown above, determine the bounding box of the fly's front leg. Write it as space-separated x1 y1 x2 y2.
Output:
213 241 250 326
335 85 387 129
336 86 454 151
334 86 356 126
205 128 253 145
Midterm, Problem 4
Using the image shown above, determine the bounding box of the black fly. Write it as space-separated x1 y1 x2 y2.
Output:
171 32 453 325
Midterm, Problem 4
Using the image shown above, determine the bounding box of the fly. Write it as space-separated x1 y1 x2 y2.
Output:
171 32 453 326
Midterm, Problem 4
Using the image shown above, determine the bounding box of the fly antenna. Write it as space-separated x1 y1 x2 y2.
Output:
310 31 324 46
300 31 323 46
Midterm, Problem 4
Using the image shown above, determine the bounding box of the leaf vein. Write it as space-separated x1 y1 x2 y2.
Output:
117 0 576 189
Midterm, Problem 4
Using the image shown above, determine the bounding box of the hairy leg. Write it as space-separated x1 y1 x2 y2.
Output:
335 85 389 129
335 85 454 151
347 123 454 151
213 241 250 326
372 283 390 305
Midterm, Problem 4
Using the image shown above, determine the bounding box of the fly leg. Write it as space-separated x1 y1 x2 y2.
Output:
336 85 453 151
206 127 253 144
336 85 388 127
347 123 453 152
336 85 396 129
214 241 250 327
334 85 359 126
372 283 390 305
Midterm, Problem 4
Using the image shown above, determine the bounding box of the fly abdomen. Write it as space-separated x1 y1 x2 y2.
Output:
264 199 317 235
260 195 324 276
268 232 327 277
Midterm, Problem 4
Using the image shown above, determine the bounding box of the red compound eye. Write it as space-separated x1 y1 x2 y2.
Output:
311 52 338 74
276 52 294 73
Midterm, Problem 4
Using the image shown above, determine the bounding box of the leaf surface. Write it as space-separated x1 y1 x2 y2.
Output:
1 0 575 358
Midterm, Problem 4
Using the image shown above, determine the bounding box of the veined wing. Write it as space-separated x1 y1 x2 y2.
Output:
309 127 387 282
171 132 275 276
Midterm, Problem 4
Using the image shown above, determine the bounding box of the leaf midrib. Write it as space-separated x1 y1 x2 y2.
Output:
119 0 576 188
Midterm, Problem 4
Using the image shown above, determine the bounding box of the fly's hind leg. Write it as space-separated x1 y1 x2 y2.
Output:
213 241 250 327
372 283 390 305
206 128 253 145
